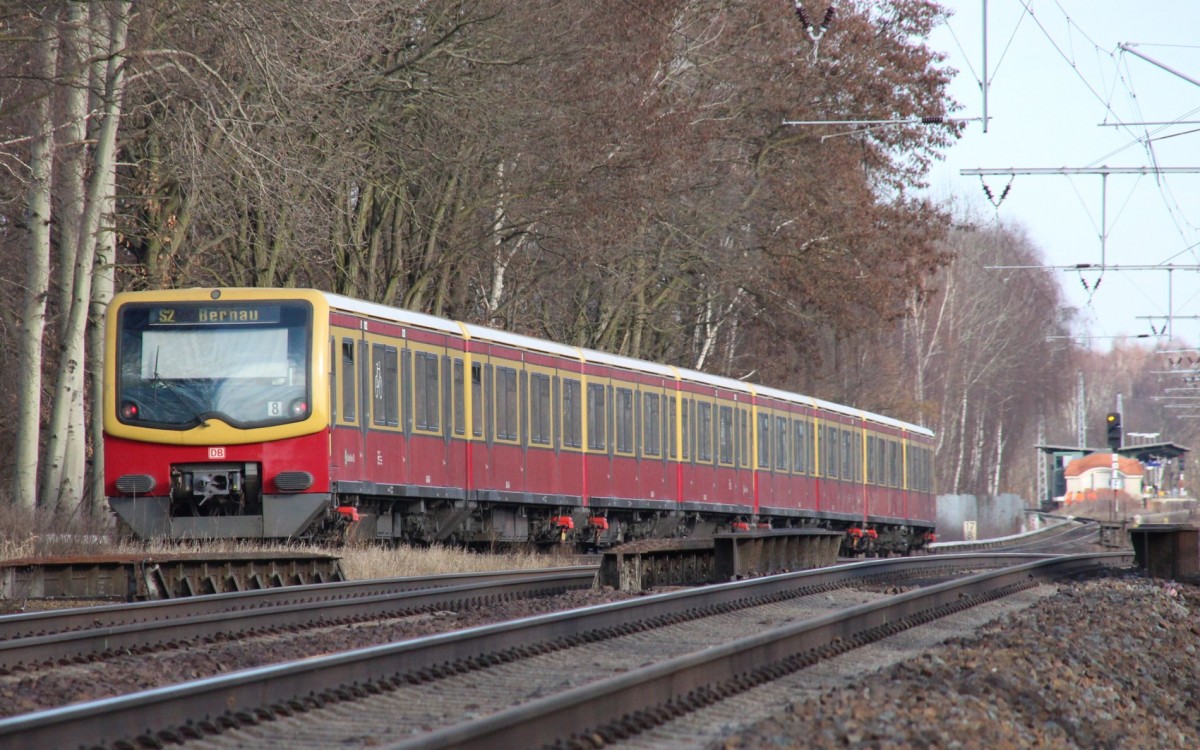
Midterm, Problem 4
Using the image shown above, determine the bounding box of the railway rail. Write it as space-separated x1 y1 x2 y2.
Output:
0 552 1128 749
0 566 597 673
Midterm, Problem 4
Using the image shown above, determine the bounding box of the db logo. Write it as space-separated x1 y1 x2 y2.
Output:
208 447 226 459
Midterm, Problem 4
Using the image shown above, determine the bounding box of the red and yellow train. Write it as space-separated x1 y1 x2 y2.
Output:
104 288 936 552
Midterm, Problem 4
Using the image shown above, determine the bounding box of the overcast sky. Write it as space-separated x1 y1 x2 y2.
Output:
923 0 1200 349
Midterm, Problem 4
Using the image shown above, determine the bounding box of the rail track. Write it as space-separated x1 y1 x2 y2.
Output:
0 551 1129 749
0 566 598 673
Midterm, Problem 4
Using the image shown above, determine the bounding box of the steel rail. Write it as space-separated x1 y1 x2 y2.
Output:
388 553 1131 750
0 568 598 671
930 517 1088 553
0 553 1069 750
0 565 597 640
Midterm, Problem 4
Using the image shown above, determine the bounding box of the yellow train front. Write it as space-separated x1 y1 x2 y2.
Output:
104 287 937 550
104 288 336 539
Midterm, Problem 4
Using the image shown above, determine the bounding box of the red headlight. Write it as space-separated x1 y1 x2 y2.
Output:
290 398 308 417
119 401 139 420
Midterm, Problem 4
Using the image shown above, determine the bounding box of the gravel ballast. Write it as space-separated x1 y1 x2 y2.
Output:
715 572 1200 749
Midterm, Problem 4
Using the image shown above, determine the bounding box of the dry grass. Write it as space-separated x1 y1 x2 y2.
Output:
338 544 583 581
0 506 583 580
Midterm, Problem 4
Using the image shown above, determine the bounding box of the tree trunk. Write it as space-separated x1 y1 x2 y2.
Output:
42 1 132 516
88 157 117 519
14 7 60 513
41 1 93 513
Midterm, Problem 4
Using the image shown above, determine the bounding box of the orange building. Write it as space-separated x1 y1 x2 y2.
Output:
1059 452 1144 506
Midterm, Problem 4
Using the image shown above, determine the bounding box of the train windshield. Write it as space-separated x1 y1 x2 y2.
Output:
115 300 312 429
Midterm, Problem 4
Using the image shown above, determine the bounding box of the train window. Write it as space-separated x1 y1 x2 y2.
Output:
453 359 465 435
496 366 518 441
482 363 493 441
586 383 605 450
697 402 712 462
681 398 690 460
867 436 876 484
909 444 916 488
667 397 677 458
775 416 788 471
757 413 770 469
644 393 661 457
329 337 337 423
552 377 562 449
359 341 371 424
889 441 899 487
341 338 355 422
400 350 413 434
635 392 643 455
414 352 439 431
441 355 452 436
519 371 529 447
792 420 804 473
615 387 633 453
734 405 744 465
841 431 852 480
372 345 387 426
905 445 914 490
384 347 399 426
562 378 582 448
661 394 670 461
530 373 551 445
825 427 839 479
718 405 733 464
854 432 863 481
471 363 484 437
606 385 616 456
910 446 918 490
807 422 816 474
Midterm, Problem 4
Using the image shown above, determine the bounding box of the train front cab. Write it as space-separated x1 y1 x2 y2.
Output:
104 288 335 540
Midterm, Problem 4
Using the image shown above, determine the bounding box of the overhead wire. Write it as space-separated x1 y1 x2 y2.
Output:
1008 0 1200 338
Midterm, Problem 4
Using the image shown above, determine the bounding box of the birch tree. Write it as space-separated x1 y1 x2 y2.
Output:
6 1 132 517
40 1 131 516
13 4 60 513
906 219 1075 495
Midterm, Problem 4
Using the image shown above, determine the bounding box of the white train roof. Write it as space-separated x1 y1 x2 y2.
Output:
322 291 931 436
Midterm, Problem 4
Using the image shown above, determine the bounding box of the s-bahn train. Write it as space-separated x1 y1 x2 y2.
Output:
104 288 937 553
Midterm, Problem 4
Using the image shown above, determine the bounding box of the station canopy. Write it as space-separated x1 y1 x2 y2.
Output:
1035 442 1190 463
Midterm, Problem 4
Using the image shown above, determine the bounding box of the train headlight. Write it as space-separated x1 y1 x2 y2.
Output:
119 401 139 420
289 398 308 417
276 471 314 492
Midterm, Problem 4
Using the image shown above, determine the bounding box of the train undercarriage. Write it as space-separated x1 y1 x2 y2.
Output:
112 467 933 556
309 494 934 557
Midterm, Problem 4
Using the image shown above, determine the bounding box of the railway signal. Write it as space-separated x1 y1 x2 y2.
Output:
1105 413 1122 451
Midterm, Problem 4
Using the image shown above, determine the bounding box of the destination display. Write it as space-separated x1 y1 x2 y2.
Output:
149 305 281 325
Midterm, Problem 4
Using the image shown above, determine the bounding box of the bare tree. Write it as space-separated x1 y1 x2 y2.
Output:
4 0 132 516
908 218 1075 496
12 3 60 512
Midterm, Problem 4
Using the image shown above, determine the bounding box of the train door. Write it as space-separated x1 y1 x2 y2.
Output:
525 362 558 498
584 370 612 503
489 351 525 496
329 331 365 481
362 337 406 489
407 339 453 490
468 346 493 497
446 349 469 495
559 368 586 504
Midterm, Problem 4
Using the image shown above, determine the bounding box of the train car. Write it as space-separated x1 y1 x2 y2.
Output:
104 287 936 553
